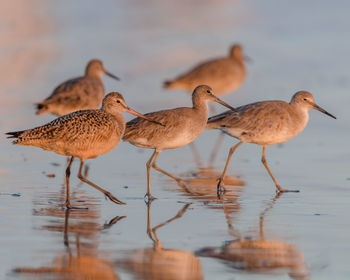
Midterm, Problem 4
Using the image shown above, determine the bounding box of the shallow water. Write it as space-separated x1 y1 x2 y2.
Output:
1 0 350 279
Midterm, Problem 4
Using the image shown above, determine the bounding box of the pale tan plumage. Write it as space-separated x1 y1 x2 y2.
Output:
8 92 160 208
207 91 336 193
164 44 246 96
36 59 119 116
123 85 236 201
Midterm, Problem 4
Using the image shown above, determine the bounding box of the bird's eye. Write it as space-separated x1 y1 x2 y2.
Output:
117 100 121 103
206 90 211 94
303 98 307 101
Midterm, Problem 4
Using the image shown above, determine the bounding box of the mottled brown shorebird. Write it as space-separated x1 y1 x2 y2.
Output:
207 91 336 194
7 92 162 209
36 59 119 116
123 85 236 201
164 44 246 97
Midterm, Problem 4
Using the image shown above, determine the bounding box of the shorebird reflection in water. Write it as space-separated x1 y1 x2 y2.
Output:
36 59 120 116
14 198 123 279
123 85 236 201
196 193 310 279
7 92 162 209
116 202 203 280
207 91 336 194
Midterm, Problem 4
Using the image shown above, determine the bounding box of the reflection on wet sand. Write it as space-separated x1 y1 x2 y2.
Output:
171 166 244 215
117 203 203 280
196 193 310 279
13 189 120 279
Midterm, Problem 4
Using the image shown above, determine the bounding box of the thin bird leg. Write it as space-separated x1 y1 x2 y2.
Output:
151 151 193 194
147 202 191 250
261 146 299 193
77 160 126 205
63 156 74 209
222 202 241 239
146 202 157 244
146 150 158 202
208 131 225 166
63 157 88 210
63 209 69 247
151 203 191 244
217 141 243 195
259 192 283 240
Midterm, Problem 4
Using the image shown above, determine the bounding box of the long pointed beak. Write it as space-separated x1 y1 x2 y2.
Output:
313 103 336 119
104 70 120 81
125 107 165 126
213 96 236 112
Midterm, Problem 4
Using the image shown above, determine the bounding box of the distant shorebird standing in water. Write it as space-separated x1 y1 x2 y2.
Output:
36 59 120 116
207 91 336 194
164 44 246 98
7 92 162 209
123 85 236 201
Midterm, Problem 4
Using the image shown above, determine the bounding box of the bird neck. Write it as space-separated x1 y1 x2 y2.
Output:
85 69 102 78
103 108 126 134
230 50 244 63
289 102 310 129
192 95 209 115
101 102 123 117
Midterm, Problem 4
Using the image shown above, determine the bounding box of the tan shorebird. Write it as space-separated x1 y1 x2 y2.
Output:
7 92 162 209
207 91 336 194
164 44 246 97
36 59 120 116
123 85 236 201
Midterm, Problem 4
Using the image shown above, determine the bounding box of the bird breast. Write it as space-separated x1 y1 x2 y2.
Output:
124 108 207 150
217 101 309 145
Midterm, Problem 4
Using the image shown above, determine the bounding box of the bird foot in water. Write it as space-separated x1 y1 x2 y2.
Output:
104 192 126 205
216 178 227 199
144 193 157 204
63 201 88 210
276 187 300 193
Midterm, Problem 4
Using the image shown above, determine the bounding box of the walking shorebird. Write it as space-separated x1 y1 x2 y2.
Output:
207 91 336 194
36 59 120 116
123 85 236 201
164 44 246 97
7 92 162 209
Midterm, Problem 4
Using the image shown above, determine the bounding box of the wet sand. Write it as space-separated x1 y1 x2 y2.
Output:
1 1 350 279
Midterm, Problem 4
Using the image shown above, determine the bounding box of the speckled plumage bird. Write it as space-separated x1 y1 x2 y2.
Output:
164 44 246 96
36 59 119 116
7 92 162 208
123 85 236 201
207 91 336 193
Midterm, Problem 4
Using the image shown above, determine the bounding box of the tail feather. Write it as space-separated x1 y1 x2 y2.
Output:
206 121 220 130
6 130 24 139
207 114 228 129
163 78 191 91
163 80 173 89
